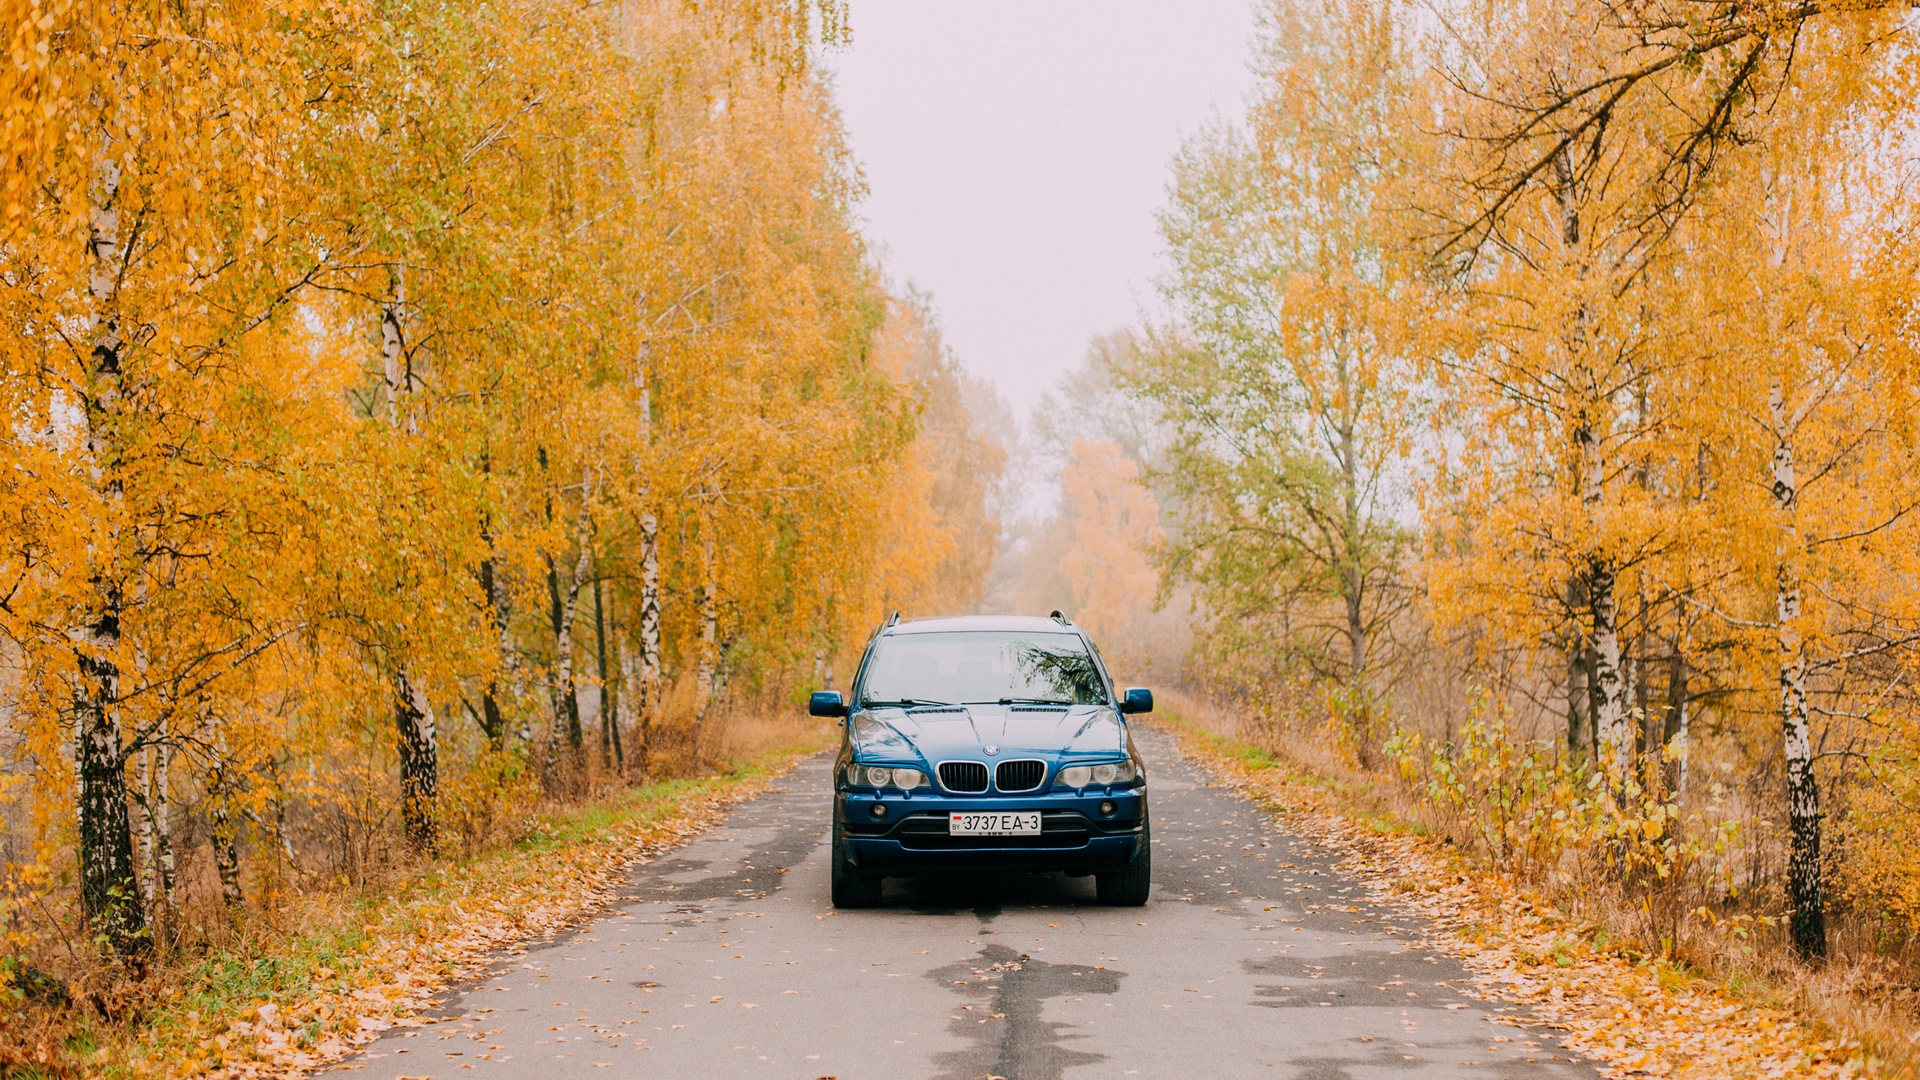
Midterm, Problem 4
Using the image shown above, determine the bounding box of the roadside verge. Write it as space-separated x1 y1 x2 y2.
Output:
98 738 829 1080
1153 711 1878 1080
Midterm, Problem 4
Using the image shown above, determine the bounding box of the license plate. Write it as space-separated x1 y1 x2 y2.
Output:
949 811 1042 836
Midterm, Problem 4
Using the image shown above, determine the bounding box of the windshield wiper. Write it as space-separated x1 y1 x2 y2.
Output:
994 697 1072 706
860 698 958 710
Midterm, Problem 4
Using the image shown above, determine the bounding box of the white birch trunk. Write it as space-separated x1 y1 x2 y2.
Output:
1577 420 1632 782
633 366 662 736
551 474 595 753
136 745 154 910
381 266 420 435
1770 381 1826 959
639 510 661 718
74 139 147 954
1550 150 1626 777
489 562 514 666
478 551 510 748
551 578 578 749
382 268 438 853
135 589 169 925
696 503 718 720
155 742 174 909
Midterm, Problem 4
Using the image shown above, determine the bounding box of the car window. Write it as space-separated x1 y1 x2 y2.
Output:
858 631 1108 706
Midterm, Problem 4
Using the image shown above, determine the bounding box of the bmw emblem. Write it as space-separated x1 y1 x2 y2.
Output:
983 745 999 756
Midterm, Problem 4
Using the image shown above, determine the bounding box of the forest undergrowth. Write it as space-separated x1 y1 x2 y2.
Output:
1156 691 1920 1080
0 706 832 1080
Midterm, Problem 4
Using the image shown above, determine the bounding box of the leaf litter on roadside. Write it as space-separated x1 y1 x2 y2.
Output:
1167 723 1878 1080
157 754 816 1080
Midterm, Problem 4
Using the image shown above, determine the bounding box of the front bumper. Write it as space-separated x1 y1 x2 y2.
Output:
837 788 1146 875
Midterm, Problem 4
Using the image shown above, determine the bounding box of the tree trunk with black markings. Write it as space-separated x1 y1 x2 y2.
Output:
633 366 661 766
546 492 593 756
75 142 147 956
594 574 623 775
1769 381 1825 960
394 669 440 856
696 500 718 726
383 266 440 853
476 479 509 750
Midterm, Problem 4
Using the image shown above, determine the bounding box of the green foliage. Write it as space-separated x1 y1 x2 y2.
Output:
1122 1 1417 693
1385 697 1744 894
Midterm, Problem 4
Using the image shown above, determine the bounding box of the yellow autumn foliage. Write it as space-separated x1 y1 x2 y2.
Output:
1129 0 1920 987
0 0 999 1042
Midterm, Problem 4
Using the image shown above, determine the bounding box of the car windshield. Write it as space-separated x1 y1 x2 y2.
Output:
858 631 1107 707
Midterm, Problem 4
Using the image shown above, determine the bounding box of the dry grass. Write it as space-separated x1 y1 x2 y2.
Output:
1157 688 1920 1078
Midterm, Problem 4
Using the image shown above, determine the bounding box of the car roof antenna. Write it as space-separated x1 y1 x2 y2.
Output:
1049 609 1071 625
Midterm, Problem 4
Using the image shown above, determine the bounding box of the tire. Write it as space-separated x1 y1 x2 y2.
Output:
1096 818 1152 906
831 821 883 908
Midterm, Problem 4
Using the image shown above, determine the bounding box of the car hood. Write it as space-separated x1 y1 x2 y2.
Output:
849 703 1126 765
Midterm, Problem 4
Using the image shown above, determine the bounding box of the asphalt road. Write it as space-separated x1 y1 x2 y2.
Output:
324 729 1600 1079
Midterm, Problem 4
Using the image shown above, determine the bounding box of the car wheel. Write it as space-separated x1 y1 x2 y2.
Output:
831 820 883 908
1096 818 1151 906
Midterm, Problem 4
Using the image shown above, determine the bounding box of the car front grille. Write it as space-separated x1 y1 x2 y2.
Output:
995 759 1046 792
938 761 989 792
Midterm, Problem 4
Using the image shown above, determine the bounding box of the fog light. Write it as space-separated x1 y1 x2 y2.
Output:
1099 800 1115 815
870 804 888 819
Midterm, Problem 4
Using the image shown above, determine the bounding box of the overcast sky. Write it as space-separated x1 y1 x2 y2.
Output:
824 1 1261 415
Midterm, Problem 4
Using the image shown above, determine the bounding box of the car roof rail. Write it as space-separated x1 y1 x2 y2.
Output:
886 610 900 628
1049 609 1071 625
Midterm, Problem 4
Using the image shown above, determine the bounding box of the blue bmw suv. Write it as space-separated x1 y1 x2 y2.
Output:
808 612 1153 908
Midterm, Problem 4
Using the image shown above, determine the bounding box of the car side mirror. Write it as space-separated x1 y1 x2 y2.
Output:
809 690 849 718
1119 687 1153 715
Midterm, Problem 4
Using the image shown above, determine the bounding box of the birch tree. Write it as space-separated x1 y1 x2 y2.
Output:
1418 0 1715 781
1668 67 1920 957
0 0 358 956
0 0 996 990
1127 0 1418 712
1417 2 1920 961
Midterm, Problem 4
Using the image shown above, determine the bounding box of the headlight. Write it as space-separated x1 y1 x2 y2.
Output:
846 763 928 790
1057 760 1138 788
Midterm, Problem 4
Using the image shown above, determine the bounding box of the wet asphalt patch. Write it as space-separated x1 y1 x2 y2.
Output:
617 812 822 905
321 728 1600 1079
929 944 1125 1080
